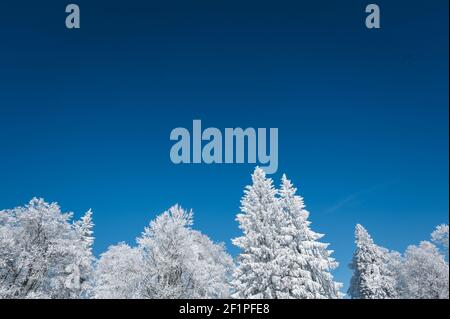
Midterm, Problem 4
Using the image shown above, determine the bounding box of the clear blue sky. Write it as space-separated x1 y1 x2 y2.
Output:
0 0 448 292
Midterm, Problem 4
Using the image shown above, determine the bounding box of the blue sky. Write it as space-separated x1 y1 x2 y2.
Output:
0 0 448 291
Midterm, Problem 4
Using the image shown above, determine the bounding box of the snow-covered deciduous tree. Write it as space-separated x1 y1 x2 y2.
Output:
187 231 234 298
0 198 95 299
232 168 342 299
94 243 144 299
137 205 233 299
94 205 233 299
398 241 449 299
431 224 449 258
348 224 398 299
274 174 342 299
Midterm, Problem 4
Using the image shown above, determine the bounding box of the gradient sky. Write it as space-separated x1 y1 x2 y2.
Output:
0 0 448 292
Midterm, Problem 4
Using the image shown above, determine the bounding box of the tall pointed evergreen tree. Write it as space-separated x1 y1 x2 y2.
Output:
348 224 398 299
232 167 281 298
275 174 342 298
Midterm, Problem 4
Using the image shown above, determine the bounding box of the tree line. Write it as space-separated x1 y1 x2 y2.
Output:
0 168 448 299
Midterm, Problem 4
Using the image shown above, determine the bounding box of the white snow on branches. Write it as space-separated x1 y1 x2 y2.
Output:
0 169 448 299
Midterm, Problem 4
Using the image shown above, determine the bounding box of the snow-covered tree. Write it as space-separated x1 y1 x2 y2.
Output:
72 209 95 298
431 224 449 258
0 198 95 299
94 243 144 299
232 168 342 299
348 224 398 299
188 231 234 298
273 174 342 299
137 205 233 298
232 167 282 299
398 241 449 299
94 205 233 299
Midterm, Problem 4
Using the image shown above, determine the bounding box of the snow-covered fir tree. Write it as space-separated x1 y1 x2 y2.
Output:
232 167 282 298
232 168 342 299
274 174 342 299
0 198 95 299
348 224 398 299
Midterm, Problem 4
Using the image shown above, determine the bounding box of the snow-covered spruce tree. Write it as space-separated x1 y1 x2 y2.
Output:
398 240 449 299
274 174 342 299
137 205 233 299
94 243 144 299
232 167 282 298
232 169 342 299
0 198 95 299
348 224 398 299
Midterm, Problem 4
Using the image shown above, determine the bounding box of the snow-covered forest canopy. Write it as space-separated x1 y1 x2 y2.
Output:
0 168 448 299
